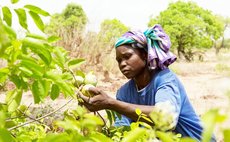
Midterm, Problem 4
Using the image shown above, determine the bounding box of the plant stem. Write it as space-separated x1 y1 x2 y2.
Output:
8 98 73 131
96 111 107 127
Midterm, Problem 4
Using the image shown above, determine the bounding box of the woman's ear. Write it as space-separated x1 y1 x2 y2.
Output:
136 48 147 61
141 50 148 61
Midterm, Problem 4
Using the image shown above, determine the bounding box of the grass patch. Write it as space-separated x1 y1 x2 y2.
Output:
215 64 230 73
169 63 184 75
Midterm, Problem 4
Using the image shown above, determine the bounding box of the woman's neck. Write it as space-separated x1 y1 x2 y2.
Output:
133 68 157 90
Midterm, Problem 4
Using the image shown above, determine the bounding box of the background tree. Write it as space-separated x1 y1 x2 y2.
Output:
98 19 129 47
97 19 129 58
77 19 129 74
214 16 230 54
95 19 129 72
224 38 230 48
45 3 87 52
148 1 224 61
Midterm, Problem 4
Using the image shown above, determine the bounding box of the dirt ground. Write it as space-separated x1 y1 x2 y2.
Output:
0 49 230 141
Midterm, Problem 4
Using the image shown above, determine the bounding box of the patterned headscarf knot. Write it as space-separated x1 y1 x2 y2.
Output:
115 24 177 70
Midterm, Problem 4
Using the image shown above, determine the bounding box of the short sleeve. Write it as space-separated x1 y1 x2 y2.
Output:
155 80 181 126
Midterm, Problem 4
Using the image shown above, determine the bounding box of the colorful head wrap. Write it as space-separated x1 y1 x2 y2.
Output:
115 24 176 70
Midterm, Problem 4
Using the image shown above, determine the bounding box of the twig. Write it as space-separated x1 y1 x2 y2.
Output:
69 68 84 99
96 111 107 127
6 116 25 121
69 68 77 82
17 109 43 124
8 84 83 131
6 103 32 121
8 98 73 131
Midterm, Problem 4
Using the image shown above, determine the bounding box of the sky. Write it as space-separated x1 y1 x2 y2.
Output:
1 0 230 35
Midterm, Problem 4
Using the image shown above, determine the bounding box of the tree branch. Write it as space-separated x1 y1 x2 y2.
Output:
8 98 73 131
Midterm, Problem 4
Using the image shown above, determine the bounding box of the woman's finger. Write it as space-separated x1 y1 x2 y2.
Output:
88 87 100 95
77 91 90 102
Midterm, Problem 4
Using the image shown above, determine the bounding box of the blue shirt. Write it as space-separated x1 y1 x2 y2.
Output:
114 69 214 141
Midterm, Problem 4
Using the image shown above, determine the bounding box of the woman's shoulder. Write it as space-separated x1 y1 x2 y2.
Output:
154 68 177 83
119 79 135 91
116 79 135 101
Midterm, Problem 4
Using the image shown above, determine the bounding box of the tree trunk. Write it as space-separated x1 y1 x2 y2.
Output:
177 43 182 59
215 36 225 55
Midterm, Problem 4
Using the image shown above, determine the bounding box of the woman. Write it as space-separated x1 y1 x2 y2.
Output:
79 24 215 141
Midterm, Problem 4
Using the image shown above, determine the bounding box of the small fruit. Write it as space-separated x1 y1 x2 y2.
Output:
81 84 95 97
74 75 84 87
84 71 97 86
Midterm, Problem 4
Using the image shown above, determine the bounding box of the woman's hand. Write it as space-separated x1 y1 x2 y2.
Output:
78 87 112 112
78 86 154 123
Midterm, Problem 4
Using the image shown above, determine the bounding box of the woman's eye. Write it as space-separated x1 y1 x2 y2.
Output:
124 54 131 59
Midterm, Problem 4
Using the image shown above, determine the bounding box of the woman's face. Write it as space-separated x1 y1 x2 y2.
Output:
116 45 146 79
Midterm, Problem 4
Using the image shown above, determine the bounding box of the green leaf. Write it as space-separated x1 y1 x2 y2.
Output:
11 0 19 4
7 89 22 112
201 109 227 142
9 75 27 90
10 40 22 63
20 58 44 78
53 47 66 69
0 111 6 128
84 113 104 126
75 70 85 78
9 75 21 89
130 122 139 130
141 115 153 123
135 108 142 116
14 8 27 30
47 36 61 43
32 80 44 103
156 131 174 142
5 120 16 128
61 73 72 80
224 129 230 142
24 5 50 16
44 71 73 97
50 84 60 100
19 67 33 76
0 68 9 83
105 110 121 127
37 133 70 142
55 119 79 131
105 110 113 126
121 128 147 142
28 11 44 32
26 33 46 40
138 121 152 129
89 132 113 142
2 6 12 26
3 24 16 39
22 38 52 65
43 80 51 98
68 58 85 69
180 137 197 142
0 128 15 142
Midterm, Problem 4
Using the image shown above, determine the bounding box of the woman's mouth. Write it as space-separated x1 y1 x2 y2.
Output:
122 69 130 76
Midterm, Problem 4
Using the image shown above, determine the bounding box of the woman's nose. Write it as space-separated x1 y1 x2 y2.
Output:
120 60 127 68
